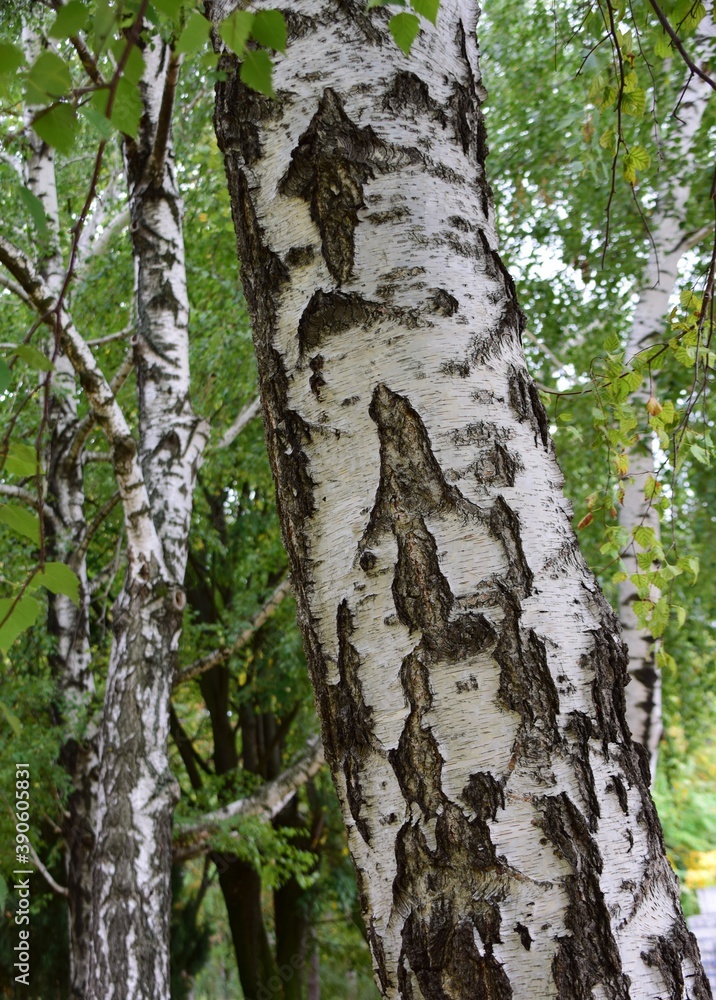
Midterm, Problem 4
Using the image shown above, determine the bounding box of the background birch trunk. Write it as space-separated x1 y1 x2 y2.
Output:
86 40 207 1000
21 28 98 998
618 16 714 775
211 0 711 995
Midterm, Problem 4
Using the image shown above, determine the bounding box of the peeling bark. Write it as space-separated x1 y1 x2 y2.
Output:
211 1 711 997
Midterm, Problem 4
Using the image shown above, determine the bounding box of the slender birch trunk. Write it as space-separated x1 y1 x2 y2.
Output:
86 41 207 1000
210 1 710 995
22 28 98 997
620 20 714 773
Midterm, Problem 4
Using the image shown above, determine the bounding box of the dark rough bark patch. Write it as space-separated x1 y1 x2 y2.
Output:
382 72 449 129
323 601 378 844
430 288 459 316
212 51 279 167
462 771 505 823
642 922 712 1000
507 364 550 450
285 244 315 268
540 794 630 1000
490 495 533 597
392 519 453 634
565 712 601 831
495 606 560 750
279 88 415 283
297 289 380 355
608 773 630 815
515 923 532 951
309 353 326 398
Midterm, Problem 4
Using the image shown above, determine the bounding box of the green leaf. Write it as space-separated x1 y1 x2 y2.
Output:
49 0 90 38
0 702 22 737
240 49 274 97
0 505 40 545
80 102 115 139
0 43 25 76
0 595 41 652
623 70 638 93
220 11 254 57
176 11 211 54
252 10 287 53
152 0 185 16
93 77 142 138
654 34 671 58
599 126 616 151
27 51 72 101
690 442 709 465
29 562 80 605
32 104 79 154
18 187 49 241
411 0 439 24
650 596 670 638
633 525 656 548
0 358 10 394
389 12 420 55
11 344 53 372
5 442 40 478
622 86 646 117
92 0 116 55
673 603 687 629
604 331 621 352
629 145 650 170
111 40 145 85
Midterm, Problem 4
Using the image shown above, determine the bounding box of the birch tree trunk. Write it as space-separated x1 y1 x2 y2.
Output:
619 18 714 774
210 1 711 996
22 28 98 997
86 41 207 1000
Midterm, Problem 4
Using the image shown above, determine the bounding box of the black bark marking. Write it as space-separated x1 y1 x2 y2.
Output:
285 244 315 268
382 72 449 128
297 289 379 355
430 288 459 316
213 52 279 167
322 600 377 844
608 773 629 815
309 353 326 398
540 794 630 1000
508 364 550 450
279 88 415 283
565 712 601 831
642 922 712 1000
462 771 505 823
515 923 532 951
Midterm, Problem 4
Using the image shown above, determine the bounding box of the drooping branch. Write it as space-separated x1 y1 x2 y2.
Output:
0 234 162 574
647 0 716 92
28 840 69 898
173 578 290 687
173 736 324 862
216 395 261 449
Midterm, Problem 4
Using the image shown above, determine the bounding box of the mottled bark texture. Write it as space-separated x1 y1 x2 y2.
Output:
87 41 206 1000
210 0 710 997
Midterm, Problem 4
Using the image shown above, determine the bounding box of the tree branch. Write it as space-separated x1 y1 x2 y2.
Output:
0 236 162 572
0 274 32 307
216 395 261 449
28 840 68 898
647 0 716 92
173 736 324 861
71 492 121 571
87 324 132 348
174 578 291 687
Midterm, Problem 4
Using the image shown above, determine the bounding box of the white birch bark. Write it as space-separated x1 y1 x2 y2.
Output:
620 17 715 773
210 1 711 996
21 27 98 998
86 39 207 1000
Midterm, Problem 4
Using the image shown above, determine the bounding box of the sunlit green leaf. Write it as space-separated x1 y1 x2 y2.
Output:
389 12 420 55
0 505 40 545
0 43 25 76
177 11 211 54
411 0 439 24
29 563 80 605
11 345 53 372
49 0 90 38
27 51 72 101
251 10 287 52
32 103 79 154
220 11 254 57
0 595 42 652
5 442 40 478
240 49 274 97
